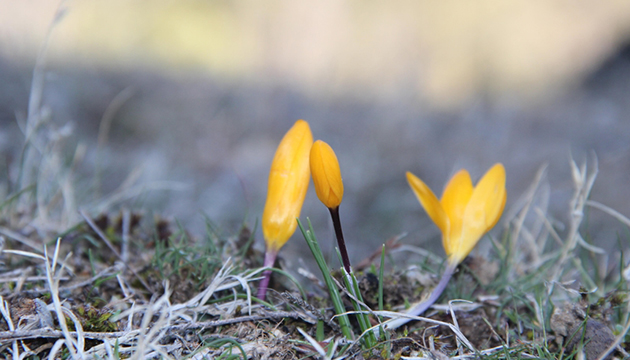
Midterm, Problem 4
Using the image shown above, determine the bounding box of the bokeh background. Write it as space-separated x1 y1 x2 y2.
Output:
2 0 630 269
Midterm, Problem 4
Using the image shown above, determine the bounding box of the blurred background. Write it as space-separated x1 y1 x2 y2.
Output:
1 0 630 269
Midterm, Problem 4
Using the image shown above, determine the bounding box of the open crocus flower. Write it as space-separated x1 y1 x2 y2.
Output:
406 163 506 265
310 140 353 273
258 120 313 300
382 163 506 332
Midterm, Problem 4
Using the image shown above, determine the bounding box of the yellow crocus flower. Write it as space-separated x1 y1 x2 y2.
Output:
262 120 313 252
381 163 506 332
310 140 344 209
258 119 313 299
406 163 506 265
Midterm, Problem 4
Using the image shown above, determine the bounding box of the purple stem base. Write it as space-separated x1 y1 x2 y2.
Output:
383 262 457 331
257 249 278 300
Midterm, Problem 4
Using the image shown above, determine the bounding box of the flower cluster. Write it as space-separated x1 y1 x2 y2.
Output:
257 118 507 320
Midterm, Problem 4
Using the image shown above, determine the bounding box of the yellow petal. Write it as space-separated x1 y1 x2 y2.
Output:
486 188 507 233
406 171 448 236
440 170 473 256
451 163 506 263
262 120 313 251
310 140 344 209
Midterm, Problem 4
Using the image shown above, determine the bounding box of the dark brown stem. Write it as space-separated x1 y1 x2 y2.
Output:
329 206 351 273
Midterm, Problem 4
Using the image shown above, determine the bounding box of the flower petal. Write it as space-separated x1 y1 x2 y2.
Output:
451 163 506 263
406 171 449 236
486 186 507 233
262 120 313 251
310 140 344 209
440 170 473 256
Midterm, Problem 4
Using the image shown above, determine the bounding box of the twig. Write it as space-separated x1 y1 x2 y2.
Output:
3 266 119 299
80 210 121 259
0 276 70 284
0 227 42 253
0 328 137 342
0 295 19 358
281 291 323 325
169 311 311 332
121 208 130 264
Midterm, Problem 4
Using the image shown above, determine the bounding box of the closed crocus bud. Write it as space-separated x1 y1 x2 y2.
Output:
262 120 313 252
310 139 353 274
310 140 344 209
259 120 313 299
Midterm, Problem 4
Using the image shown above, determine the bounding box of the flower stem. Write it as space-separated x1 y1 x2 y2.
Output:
383 261 457 331
329 206 351 274
257 249 278 300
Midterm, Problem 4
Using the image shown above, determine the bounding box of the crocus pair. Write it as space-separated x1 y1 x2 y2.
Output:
258 120 346 299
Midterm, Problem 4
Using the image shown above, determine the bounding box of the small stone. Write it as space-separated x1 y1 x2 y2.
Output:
566 319 615 360
550 302 585 337
551 303 615 360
